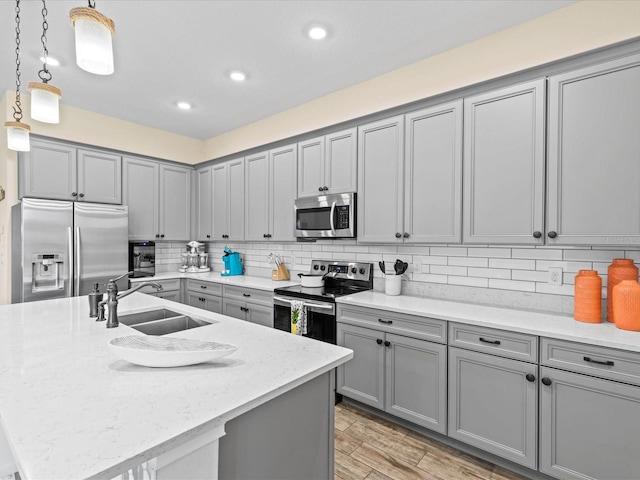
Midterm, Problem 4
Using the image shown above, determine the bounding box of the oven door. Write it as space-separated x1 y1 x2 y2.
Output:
273 296 336 344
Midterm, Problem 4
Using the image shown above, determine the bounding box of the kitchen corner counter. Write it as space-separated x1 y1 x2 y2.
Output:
130 272 298 291
337 291 640 353
0 293 350 480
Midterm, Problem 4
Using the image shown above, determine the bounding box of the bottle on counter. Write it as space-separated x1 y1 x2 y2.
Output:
574 270 602 323
607 258 639 323
88 282 103 318
612 280 640 331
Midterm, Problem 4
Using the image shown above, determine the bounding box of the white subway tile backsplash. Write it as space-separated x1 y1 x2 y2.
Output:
468 267 511 279
512 269 548 282
448 257 489 268
536 260 592 272
563 249 625 262
467 247 511 258
512 248 563 260
418 256 448 266
413 273 448 284
431 265 467 276
489 258 536 270
430 246 467 257
536 283 575 296
488 279 536 292
448 276 489 288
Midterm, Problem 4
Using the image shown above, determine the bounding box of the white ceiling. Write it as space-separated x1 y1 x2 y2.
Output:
1 0 577 140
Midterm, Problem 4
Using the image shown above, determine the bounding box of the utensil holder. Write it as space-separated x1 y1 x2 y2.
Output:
272 263 290 281
384 274 401 296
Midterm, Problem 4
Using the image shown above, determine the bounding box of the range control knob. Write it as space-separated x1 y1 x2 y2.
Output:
320 265 326 271
351 267 357 274
313 264 319 270
359 268 365 274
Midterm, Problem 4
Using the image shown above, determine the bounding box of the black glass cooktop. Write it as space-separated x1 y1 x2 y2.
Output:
273 284 370 302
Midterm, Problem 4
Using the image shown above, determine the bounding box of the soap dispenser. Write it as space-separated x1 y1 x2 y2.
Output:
88 283 103 318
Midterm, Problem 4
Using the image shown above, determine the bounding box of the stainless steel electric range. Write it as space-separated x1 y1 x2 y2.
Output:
273 260 373 344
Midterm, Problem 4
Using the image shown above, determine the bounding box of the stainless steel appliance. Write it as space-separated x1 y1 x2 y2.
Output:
273 260 373 344
11 198 128 303
294 192 356 239
129 241 155 278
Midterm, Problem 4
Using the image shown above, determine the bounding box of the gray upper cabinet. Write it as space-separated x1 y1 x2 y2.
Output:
159 164 191 241
245 144 297 241
463 79 546 245
357 115 405 243
123 156 159 240
547 53 640 246
404 100 463 243
212 158 245 242
297 127 357 198
20 138 122 204
195 166 213 241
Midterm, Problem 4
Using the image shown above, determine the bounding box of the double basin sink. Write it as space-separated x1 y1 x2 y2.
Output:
119 308 210 335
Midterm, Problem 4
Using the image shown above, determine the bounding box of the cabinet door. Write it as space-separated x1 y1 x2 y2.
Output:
186 292 222 314
227 157 245 241
159 164 191 240
77 149 122 204
212 162 228 241
357 116 404 243
222 298 247 321
297 136 324 198
20 139 76 201
539 366 640 480
195 166 213 241
123 157 159 240
448 347 538 469
246 303 273 328
152 290 181 302
244 151 269 241
405 101 462 243
270 144 297 241
325 127 357 195
463 79 545 245
336 323 384 410
547 54 640 245
385 333 447 434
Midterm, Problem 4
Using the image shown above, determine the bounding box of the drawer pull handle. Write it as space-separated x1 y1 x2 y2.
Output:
479 337 501 345
376 339 383 345
384 340 391 347
541 377 552 386
378 319 393 325
243 293 251 297
583 356 614 367
200 285 207 289
240 306 249 312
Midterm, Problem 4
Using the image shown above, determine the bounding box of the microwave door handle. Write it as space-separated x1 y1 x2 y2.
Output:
330 201 336 235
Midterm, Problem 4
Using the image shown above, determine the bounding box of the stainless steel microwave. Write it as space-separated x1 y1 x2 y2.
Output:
294 192 356 238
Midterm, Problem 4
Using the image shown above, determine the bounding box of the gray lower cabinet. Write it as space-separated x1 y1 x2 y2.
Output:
222 285 274 327
154 290 182 302
185 279 223 314
139 279 182 302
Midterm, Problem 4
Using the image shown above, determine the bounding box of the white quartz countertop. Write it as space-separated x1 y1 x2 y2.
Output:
130 272 298 291
337 291 640 353
0 294 351 480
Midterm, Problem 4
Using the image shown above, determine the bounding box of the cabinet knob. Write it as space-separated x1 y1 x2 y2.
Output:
526 374 535 382
323 186 328 191
403 232 409 238
160 234 165 238
267 234 272 238
541 377 552 386
533 231 542 239
384 340 391 347
547 231 558 239
155 234 160 238
263 234 268 238
376 339 383 345
206 235 211 239
318 187 324 192
78 193 85 198
71 192 78 197
395 232 402 238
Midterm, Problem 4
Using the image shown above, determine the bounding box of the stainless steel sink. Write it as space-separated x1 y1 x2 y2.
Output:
118 309 211 335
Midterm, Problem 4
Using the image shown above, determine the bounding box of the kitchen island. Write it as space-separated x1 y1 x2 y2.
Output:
0 293 352 479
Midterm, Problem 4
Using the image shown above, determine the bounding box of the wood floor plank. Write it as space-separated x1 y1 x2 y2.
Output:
345 420 427 466
335 427 363 455
342 404 410 440
416 443 496 480
491 465 534 480
364 470 395 480
335 448 374 480
350 443 439 480
335 404 363 431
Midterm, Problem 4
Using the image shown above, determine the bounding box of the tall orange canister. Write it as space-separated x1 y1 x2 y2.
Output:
574 270 602 323
612 280 640 331
607 259 639 322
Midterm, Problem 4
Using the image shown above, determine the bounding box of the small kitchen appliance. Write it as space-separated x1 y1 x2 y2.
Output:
180 241 210 273
294 192 356 239
221 246 243 276
129 241 155 278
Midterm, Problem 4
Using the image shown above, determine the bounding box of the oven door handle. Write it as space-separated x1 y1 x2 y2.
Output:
273 296 334 310
329 201 336 235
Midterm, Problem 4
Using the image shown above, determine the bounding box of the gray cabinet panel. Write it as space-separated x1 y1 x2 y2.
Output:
325 128 357 195
151 290 181 302
222 298 246 321
77 149 122 204
297 137 324 198
228 158 245 241
270 144 297 241
463 79 545 244
123 157 159 240
195 166 213 240
212 162 228 241
357 115 404 243
539 366 640 480
336 323 385 409
246 303 273 328
159 164 191 240
547 54 640 245
244 151 269 241
186 292 222 314
385 333 447 433
405 100 462 243
449 322 538 362
448 347 537 469
20 139 76 201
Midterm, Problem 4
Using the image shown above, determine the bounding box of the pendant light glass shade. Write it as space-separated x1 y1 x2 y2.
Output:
70 7 115 75
28 82 62 123
5 121 31 152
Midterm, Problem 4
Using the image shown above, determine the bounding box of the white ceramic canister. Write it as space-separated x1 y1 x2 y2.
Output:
384 274 401 296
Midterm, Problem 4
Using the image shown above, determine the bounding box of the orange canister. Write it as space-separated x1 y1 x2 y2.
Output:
612 280 640 331
574 270 602 324
607 259 639 322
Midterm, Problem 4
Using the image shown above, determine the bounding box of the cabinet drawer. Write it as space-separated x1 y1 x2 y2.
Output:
449 323 538 362
223 285 273 307
541 338 640 387
137 278 181 293
337 305 446 344
187 279 222 296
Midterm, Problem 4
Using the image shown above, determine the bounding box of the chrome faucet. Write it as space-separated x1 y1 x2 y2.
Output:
97 272 163 328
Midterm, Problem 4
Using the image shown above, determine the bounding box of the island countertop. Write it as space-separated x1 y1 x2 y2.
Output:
0 294 352 480
130 272 299 291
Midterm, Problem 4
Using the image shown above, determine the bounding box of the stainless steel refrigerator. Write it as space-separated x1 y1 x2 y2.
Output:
11 198 128 303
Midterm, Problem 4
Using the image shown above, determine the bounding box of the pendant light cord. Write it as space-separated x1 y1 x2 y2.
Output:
12 0 23 122
38 0 52 83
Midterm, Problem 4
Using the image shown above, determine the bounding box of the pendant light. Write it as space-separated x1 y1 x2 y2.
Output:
70 0 115 75
5 0 31 152
29 0 62 124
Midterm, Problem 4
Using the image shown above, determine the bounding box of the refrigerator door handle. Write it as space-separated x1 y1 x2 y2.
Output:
74 227 81 296
67 227 74 298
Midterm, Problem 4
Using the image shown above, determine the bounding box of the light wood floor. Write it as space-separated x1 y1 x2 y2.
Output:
335 402 532 480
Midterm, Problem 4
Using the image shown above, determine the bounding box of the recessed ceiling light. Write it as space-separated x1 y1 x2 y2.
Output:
308 26 327 40
177 102 191 110
39 55 60 67
229 71 246 82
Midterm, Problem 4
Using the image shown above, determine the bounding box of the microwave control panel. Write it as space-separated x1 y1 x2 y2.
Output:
336 205 350 228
